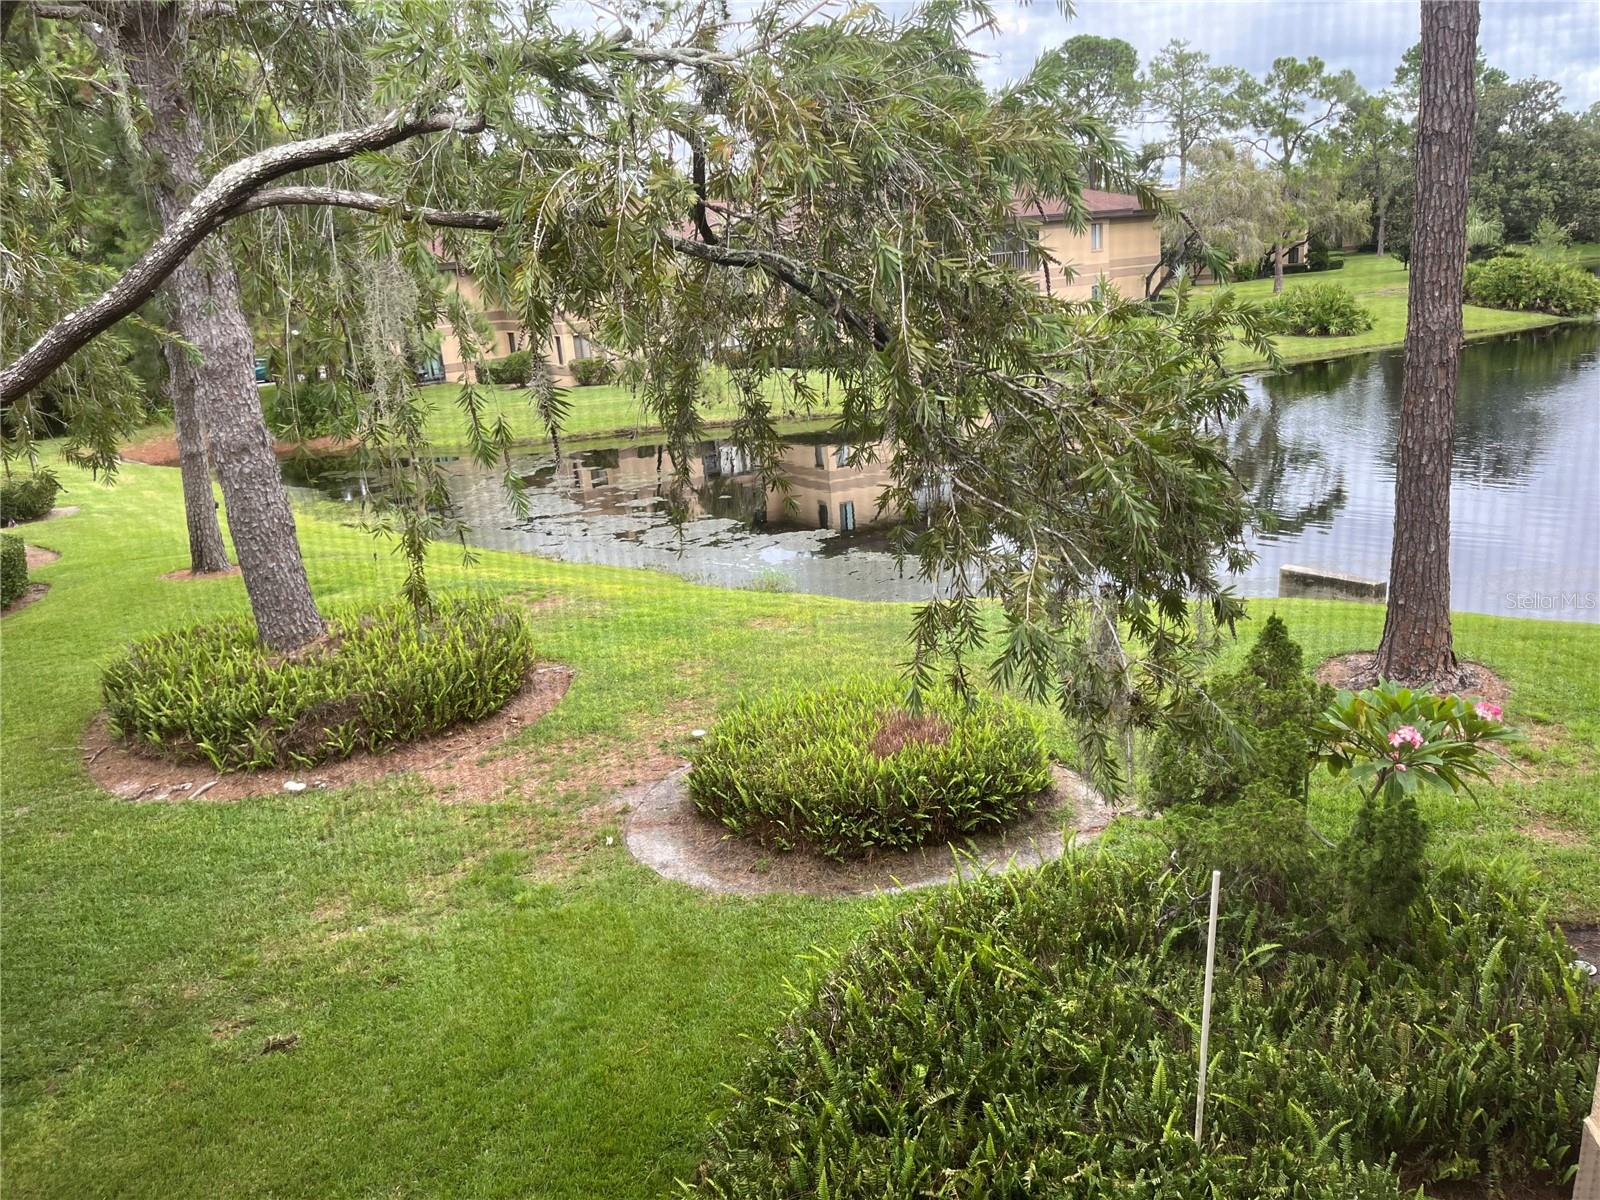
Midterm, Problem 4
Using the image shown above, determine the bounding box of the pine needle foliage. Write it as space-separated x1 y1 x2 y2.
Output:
102 596 535 771
688 677 1050 860
684 852 1600 1197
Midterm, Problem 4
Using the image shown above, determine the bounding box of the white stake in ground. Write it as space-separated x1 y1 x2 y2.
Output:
1194 868 1221 1145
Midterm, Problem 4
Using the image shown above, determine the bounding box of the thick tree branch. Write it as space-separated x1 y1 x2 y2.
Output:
234 186 504 229
0 110 485 403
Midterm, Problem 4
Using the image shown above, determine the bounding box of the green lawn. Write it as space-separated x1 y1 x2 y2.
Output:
418 366 842 450
1214 252 1570 369
3 463 1598 1197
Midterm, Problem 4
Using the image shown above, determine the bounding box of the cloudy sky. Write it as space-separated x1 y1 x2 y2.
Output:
981 0 1599 110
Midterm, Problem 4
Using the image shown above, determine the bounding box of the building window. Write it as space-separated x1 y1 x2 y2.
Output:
507 331 518 353
553 336 564 364
574 336 590 359
835 444 851 468
1090 222 1103 251
1288 244 1301 265
814 444 826 468
1091 282 1102 301
839 501 856 532
817 502 829 529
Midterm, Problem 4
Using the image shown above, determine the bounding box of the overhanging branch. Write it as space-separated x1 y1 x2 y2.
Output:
0 110 485 403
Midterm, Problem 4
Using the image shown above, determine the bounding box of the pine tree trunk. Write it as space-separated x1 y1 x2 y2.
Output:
1272 242 1284 293
119 4 324 650
1376 205 1387 258
1375 0 1479 685
163 337 231 574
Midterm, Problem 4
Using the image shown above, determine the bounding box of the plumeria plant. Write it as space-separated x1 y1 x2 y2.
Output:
1314 683 1516 797
1312 682 1518 941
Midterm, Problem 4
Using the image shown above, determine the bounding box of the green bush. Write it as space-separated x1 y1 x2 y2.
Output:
568 355 614 386
1464 253 1600 316
0 470 60 523
1305 233 1332 271
1261 282 1376 336
1 534 27 607
684 852 1600 1198
483 350 536 386
1147 615 1332 808
102 596 537 771
261 380 354 439
688 677 1051 859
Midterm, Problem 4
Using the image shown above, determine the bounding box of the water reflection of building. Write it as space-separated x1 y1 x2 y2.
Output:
560 435 896 532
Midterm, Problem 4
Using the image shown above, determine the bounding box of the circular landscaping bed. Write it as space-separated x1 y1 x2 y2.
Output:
687 678 1053 861
102 596 538 772
685 850 1600 1197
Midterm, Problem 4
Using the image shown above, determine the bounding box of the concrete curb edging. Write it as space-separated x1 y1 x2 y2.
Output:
623 765 1116 898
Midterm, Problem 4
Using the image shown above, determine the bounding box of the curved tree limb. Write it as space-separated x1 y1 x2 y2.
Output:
234 186 504 230
0 110 485 403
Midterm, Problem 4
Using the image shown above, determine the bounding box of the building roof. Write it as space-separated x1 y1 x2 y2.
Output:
1011 189 1151 221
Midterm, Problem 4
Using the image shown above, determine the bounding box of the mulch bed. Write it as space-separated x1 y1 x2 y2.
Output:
623 765 1117 898
81 664 573 803
159 564 242 581
1 582 50 617
1316 652 1510 707
121 434 352 468
23 545 60 569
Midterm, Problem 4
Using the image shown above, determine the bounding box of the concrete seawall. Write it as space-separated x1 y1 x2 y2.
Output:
1279 564 1388 604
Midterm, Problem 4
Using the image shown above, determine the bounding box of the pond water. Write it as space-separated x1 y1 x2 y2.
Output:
284 323 1600 620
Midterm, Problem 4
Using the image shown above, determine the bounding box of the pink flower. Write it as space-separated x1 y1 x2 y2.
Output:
1394 762 1408 772
1474 702 1502 721
1388 725 1424 749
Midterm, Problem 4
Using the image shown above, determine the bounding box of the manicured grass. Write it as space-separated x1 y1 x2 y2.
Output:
2 462 1597 1197
1214 252 1571 369
417 366 841 449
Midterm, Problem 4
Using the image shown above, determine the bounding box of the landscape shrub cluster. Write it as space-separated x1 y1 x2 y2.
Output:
1261 281 1376 336
1148 615 1332 807
685 849 1600 1198
102 596 536 771
482 350 537 386
0 534 27 606
569 355 614 386
688 677 1051 860
0 470 60 522
1464 252 1600 316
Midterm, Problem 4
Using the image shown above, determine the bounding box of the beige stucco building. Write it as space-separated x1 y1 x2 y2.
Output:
429 266 598 387
1009 189 1163 301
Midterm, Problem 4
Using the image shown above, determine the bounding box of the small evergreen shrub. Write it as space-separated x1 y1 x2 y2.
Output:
1464 253 1600 316
688 677 1050 859
261 380 353 439
102 596 537 771
0 470 60 522
1147 615 1332 808
1305 233 1332 271
568 355 614 386
685 852 1600 1198
483 350 535 386
1 534 27 606
1261 282 1375 336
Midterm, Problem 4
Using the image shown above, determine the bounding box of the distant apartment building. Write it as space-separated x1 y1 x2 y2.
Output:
428 189 1163 382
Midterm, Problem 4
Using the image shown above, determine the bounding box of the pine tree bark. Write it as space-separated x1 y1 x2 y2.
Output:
118 3 324 649
163 337 231 574
1375 0 1479 684
1272 241 1285 292
1376 204 1387 258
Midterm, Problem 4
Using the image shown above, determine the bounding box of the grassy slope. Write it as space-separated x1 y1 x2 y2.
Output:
2 464 1597 1198
1217 252 1567 369
417 366 841 450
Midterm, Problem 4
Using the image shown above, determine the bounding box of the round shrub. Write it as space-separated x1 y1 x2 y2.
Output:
1 534 27 606
0 470 60 522
568 355 614 386
1464 253 1600 316
688 677 1051 859
685 852 1600 1198
483 349 536 386
102 596 537 771
1262 281 1375 336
